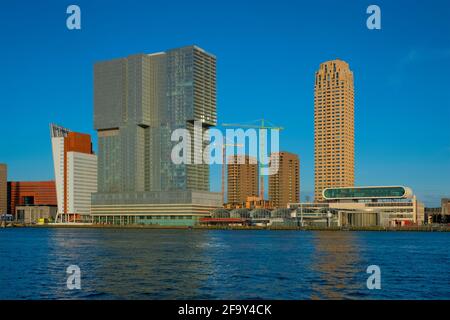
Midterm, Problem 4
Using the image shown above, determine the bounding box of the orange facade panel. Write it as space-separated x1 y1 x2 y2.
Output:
64 132 93 154
63 132 93 213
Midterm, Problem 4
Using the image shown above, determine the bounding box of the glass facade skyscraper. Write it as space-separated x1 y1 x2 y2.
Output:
92 46 221 226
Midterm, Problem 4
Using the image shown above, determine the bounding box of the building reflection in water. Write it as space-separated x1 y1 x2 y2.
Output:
48 228 213 299
46 229 366 299
310 231 363 299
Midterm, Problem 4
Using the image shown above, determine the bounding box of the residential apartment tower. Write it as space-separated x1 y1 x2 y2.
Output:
268 152 300 208
314 59 355 201
227 155 259 204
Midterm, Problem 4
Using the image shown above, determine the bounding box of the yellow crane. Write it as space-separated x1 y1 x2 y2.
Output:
222 119 284 200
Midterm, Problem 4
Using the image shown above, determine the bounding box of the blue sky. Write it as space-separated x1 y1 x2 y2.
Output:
0 0 449 206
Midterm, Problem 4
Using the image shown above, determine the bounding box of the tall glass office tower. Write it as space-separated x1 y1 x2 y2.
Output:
92 46 221 226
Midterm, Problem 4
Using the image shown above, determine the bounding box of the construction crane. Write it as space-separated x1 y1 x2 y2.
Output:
222 119 284 200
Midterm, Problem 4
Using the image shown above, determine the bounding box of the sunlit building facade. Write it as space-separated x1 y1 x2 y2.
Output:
227 155 259 204
442 198 450 216
92 45 221 226
7 181 57 216
15 205 58 224
289 186 425 227
314 59 354 201
268 152 300 208
0 164 7 215
51 124 97 222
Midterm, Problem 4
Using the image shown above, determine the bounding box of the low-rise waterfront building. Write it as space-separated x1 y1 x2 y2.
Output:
289 186 425 227
199 207 298 227
426 199 450 224
224 196 273 210
91 190 221 226
15 205 58 224
425 207 442 224
288 202 337 227
200 208 250 226
7 181 57 216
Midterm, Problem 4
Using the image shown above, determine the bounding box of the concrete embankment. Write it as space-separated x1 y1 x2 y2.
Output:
3 223 449 232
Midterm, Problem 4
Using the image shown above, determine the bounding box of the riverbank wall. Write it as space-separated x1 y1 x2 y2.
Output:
3 223 449 232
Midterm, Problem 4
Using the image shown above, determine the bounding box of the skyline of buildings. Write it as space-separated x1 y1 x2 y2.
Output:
0 46 447 226
1 2 449 300
314 59 355 201
2 0 449 211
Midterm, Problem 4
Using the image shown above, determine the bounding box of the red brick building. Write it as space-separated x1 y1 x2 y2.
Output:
7 181 57 215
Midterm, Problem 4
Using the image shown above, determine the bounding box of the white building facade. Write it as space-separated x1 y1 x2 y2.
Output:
289 186 425 227
50 124 97 222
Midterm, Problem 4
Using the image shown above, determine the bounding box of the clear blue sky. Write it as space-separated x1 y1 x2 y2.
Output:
0 0 449 206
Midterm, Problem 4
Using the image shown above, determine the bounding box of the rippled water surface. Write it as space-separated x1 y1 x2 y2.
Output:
0 228 448 299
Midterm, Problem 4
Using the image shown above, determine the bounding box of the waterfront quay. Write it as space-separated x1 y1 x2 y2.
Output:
3 222 449 232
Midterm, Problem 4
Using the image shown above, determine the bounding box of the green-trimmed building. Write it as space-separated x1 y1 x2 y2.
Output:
289 186 424 227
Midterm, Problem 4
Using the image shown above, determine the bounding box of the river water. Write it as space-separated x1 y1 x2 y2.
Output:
0 228 448 299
